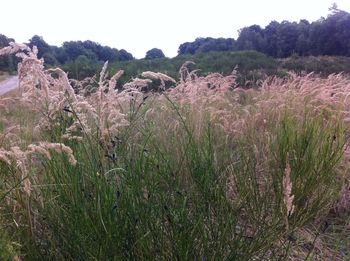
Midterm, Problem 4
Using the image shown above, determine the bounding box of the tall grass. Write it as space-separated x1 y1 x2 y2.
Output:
1 43 350 260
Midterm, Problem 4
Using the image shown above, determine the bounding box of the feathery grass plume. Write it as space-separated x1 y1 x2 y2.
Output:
0 97 18 113
283 157 295 219
178 61 195 83
0 150 11 165
35 142 77 166
167 64 238 139
45 68 77 100
142 71 176 90
0 125 21 147
61 121 84 141
2 44 78 136
98 61 109 89
170 68 236 99
0 41 30 56
108 70 124 91
70 75 97 95
7 146 30 195
87 65 131 141
27 144 51 160
123 77 152 90
0 142 77 195
17 45 51 100
0 43 131 143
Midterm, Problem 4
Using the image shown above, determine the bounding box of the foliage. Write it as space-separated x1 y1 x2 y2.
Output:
106 50 278 88
280 55 350 75
178 6 350 58
28 35 55 64
1 35 135 73
0 34 17 72
145 48 165 59
60 49 350 89
61 40 133 63
0 44 350 259
0 215 19 261
178 37 236 55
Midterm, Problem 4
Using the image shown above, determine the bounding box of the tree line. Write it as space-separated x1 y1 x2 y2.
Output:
178 5 350 57
0 35 135 73
0 4 349 76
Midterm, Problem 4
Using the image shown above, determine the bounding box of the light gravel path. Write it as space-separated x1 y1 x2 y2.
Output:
0 76 19 95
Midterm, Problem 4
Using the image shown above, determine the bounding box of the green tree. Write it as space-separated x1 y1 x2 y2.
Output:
145 48 165 59
178 37 235 55
28 35 57 64
63 41 87 61
236 25 266 53
0 34 16 72
117 49 134 61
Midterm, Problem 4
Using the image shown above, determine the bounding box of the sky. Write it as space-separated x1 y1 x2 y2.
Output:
1 0 350 58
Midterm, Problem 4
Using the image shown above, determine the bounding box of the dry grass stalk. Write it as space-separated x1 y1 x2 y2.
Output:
142 71 176 90
0 43 137 144
0 142 77 196
178 61 195 83
283 157 295 230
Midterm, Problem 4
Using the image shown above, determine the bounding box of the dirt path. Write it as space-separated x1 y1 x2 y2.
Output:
0 76 19 95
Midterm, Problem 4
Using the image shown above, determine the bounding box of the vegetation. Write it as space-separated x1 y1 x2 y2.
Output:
0 34 17 72
63 50 350 88
145 48 165 59
1 42 350 260
280 55 350 76
1 5 350 78
105 50 279 88
179 4 350 58
1 5 350 259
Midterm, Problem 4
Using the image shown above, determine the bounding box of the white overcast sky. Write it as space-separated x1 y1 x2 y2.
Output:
1 0 350 58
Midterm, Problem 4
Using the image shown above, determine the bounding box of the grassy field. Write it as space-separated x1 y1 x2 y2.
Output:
1 44 350 260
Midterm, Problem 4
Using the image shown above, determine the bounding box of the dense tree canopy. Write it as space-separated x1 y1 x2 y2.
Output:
177 6 350 58
28 35 51 58
145 48 165 59
117 49 134 61
61 40 133 63
178 37 235 55
0 34 17 71
0 34 135 74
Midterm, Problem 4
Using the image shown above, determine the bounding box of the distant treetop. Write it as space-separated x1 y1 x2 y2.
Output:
145 48 165 59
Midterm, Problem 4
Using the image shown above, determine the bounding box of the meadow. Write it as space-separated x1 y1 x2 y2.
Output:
1 43 350 260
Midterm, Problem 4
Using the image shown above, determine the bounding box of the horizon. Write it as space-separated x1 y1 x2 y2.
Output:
1 0 350 58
